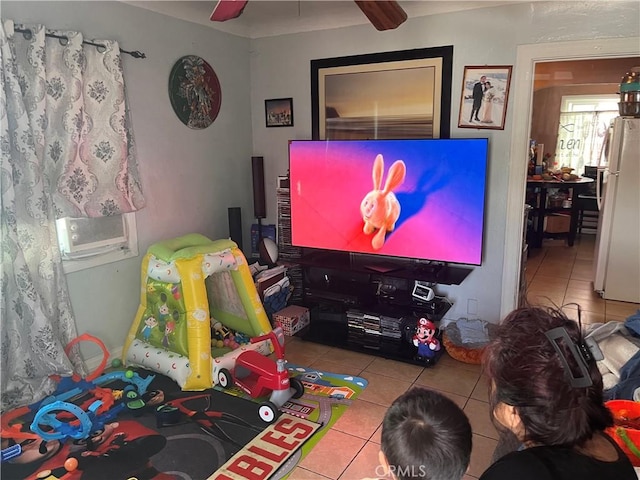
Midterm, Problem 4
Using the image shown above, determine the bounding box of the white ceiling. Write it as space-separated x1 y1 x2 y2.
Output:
122 1 521 39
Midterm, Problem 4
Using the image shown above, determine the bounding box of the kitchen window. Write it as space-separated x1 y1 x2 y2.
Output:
555 94 618 174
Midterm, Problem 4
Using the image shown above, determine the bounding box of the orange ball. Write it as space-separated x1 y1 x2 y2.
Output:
64 457 79 471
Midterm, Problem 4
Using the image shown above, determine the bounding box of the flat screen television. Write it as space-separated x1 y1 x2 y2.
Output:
288 138 488 266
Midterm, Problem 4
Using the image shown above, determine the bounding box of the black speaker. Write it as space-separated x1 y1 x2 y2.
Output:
228 207 243 247
251 156 266 219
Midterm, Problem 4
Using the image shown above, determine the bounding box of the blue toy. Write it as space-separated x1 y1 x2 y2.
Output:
30 400 126 441
29 370 154 442
2 333 156 460
31 369 154 411
1 444 21 463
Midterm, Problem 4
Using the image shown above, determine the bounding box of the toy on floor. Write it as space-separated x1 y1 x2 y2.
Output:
122 235 274 390
27 367 155 444
31 334 152 410
1 333 155 453
25 332 154 444
1 443 22 463
412 318 441 361
401 317 443 366
163 394 262 447
31 399 124 443
217 327 304 423
7 420 173 480
606 399 640 466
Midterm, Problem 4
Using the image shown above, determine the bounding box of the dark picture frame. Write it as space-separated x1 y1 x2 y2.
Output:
311 46 453 140
458 65 513 130
265 97 294 127
168 55 222 130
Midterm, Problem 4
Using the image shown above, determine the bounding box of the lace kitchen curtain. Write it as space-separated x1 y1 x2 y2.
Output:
555 110 617 175
1 19 144 410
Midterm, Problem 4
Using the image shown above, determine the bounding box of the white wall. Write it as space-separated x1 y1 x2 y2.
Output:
249 1 640 325
2 1 255 354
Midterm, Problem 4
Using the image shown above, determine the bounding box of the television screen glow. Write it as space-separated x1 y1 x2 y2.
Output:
289 139 488 265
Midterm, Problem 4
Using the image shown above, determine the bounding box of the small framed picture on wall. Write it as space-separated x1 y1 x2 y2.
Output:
265 97 294 127
458 65 512 130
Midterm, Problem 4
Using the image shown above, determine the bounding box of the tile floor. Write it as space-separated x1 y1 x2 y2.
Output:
525 235 639 324
283 234 640 480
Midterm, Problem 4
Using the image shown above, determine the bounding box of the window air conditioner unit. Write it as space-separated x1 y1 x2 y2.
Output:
56 216 127 255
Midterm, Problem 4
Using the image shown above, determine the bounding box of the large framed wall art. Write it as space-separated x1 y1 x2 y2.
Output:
311 46 453 140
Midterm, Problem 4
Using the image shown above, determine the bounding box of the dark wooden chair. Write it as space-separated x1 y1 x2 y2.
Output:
577 166 600 234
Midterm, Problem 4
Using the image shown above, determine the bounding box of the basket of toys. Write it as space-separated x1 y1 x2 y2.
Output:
606 399 640 466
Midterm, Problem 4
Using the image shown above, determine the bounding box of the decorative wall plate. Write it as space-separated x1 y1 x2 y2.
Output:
169 55 222 129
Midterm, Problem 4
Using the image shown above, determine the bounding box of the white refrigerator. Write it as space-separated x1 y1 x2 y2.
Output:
593 116 640 303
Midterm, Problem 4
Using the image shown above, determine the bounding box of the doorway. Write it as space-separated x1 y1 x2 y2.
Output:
529 57 637 241
500 37 640 319
530 58 635 176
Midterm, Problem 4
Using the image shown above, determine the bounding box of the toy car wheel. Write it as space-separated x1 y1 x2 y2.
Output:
290 377 304 399
258 401 279 424
218 368 233 389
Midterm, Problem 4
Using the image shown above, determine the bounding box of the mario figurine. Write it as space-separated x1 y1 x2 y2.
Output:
413 318 441 362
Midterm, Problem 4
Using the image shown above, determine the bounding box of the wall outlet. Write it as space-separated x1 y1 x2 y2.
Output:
467 299 478 316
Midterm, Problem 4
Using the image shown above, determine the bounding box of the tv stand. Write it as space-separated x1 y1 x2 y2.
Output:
362 262 402 274
412 261 446 278
293 251 473 366
295 251 472 285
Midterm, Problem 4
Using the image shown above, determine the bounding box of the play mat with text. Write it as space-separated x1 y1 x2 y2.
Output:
0 365 367 480
214 363 368 479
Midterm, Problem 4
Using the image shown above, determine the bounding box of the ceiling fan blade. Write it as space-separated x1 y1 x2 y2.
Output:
210 0 249 22
354 0 407 31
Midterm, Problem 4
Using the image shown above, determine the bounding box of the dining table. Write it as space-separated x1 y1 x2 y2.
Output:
525 176 595 248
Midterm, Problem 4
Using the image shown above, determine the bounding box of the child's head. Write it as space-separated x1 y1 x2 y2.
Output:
380 387 472 480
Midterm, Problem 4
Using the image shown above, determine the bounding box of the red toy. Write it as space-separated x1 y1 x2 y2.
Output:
216 327 304 423
413 318 441 361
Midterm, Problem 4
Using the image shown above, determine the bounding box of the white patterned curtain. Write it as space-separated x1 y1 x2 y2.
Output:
555 110 617 175
1 20 144 410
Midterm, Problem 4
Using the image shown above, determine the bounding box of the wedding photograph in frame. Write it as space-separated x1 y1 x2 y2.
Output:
265 97 294 127
311 46 453 140
458 65 512 130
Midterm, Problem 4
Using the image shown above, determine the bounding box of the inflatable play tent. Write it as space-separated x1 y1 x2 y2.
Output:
122 234 272 390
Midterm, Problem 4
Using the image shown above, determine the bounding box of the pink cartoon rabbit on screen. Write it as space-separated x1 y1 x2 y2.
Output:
360 154 407 250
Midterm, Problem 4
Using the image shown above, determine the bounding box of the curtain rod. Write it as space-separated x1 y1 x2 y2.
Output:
14 27 146 59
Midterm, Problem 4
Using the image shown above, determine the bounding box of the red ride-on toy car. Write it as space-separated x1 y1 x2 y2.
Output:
217 327 304 423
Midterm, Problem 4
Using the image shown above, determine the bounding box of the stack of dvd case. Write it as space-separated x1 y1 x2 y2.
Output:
380 314 402 343
347 310 383 350
346 309 365 345
276 175 303 304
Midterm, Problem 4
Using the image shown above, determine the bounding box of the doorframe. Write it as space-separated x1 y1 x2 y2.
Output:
500 37 640 319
